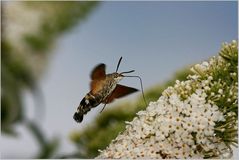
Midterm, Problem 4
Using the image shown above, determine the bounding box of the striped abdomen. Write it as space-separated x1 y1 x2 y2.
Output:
73 93 101 123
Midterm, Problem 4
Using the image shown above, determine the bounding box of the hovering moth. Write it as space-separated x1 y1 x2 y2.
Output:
73 57 146 123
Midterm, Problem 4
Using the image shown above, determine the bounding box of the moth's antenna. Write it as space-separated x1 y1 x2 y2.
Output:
116 57 123 72
120 70 135 74
123 75 147 107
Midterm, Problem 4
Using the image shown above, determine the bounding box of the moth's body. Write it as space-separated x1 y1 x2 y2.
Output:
73 61 138 123
76 73 122 117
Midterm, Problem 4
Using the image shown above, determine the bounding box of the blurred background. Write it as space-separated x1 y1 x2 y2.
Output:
1 1 237 159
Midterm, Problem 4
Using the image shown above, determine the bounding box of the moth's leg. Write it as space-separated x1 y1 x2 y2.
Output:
99 87 117 113
100 103 107 113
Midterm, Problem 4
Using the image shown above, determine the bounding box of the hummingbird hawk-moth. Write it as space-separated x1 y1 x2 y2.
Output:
73 57 146 123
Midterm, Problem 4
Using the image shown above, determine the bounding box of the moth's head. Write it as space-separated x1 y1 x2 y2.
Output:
114 57 135 81
112 69 136 82
111 72 124 82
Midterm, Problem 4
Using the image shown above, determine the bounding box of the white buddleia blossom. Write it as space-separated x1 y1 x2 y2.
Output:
97 41 238 159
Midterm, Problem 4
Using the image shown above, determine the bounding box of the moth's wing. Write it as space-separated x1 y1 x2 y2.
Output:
103 84 138 104
90 63 106 80
90 63 106 94
90 79 105 95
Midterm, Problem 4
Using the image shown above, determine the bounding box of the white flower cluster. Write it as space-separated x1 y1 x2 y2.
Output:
97 40 237 159
97 86 227 159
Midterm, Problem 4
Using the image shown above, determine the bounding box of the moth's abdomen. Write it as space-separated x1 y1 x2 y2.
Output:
73 93 100 123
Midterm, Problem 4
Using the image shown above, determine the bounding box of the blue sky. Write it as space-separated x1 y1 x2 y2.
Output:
1 1 238 158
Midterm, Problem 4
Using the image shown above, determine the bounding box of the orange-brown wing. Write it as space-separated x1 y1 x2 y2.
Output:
90 63 106 94
103 84 138 104
90 79 105 95
90 63 106 80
